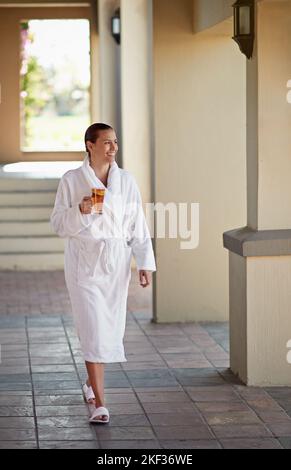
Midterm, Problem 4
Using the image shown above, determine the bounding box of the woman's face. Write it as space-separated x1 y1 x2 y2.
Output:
87 129 118 164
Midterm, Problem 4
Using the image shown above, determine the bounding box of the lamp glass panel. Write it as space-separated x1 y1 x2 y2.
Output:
239 6 250 35
112 18 120 35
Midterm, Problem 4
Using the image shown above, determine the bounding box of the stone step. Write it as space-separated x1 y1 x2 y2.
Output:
0 236 65 253
0 252 64 270
0 206 53 221
0 221 53 236
0 178 59 191
0 191 56 206
0 173 63 269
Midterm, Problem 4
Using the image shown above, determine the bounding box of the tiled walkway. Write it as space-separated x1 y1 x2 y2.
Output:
0 271 291 449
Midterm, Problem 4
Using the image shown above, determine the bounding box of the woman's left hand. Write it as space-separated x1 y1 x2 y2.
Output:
139 270 152 288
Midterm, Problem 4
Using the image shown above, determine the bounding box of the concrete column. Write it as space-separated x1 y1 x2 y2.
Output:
97 0 122 160
120 0 154 203
224 0 291 385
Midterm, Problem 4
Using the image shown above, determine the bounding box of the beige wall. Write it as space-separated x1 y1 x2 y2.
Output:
193 0 233 33
248 0 291 231
153 0 246 322
0 4 97 163
229 251 291 386
247 255 291 385
120 0 153 203
229 252 247 382
97 0 121 143
256 0 291 230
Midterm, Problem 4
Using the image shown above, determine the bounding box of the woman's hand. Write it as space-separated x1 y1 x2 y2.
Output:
139 270 152 288
79 196 93 214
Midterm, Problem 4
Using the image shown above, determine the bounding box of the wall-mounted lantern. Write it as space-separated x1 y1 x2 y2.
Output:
111 7 120 45
232 0 255 59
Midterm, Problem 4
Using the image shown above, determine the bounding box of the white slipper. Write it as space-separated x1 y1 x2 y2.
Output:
82 383 95 404
89 406 110 424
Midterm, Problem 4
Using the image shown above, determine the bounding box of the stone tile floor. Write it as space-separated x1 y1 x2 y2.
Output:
0 271 291 449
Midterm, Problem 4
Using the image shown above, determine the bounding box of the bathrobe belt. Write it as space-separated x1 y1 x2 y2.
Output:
89 238 128 277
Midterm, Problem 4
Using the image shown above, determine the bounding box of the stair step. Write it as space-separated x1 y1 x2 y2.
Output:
0 236 65 253
0 206 53 221
0 178 59 191
0 172 64 269
0 191 56 206
0 252 64 270
0 221 53 236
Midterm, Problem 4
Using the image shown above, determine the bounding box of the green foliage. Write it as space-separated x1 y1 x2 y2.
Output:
20 56 47 119
20 22 50 144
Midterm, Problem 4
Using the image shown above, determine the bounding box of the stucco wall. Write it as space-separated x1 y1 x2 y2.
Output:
153 0 246 322
193 0 233 33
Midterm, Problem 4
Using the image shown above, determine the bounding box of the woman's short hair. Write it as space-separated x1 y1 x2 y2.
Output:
84 123 113 153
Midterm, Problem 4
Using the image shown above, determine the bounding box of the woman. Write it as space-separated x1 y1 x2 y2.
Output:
50 123 156 424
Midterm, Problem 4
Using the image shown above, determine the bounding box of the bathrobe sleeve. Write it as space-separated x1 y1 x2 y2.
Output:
50 176 94 238
127 177 156 272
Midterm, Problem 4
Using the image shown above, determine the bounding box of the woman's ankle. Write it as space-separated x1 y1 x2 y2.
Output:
95 401 105 408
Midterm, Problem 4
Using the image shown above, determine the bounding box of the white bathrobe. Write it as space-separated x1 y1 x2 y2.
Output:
50 155 156 363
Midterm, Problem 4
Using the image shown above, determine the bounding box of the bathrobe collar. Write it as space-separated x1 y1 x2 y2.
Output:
81 154 124 238
81 154 121 195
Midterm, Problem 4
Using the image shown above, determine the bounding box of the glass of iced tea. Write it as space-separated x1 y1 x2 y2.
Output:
91 188 105 214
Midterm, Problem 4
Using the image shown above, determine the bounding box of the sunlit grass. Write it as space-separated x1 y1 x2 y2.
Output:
22 115 90 152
